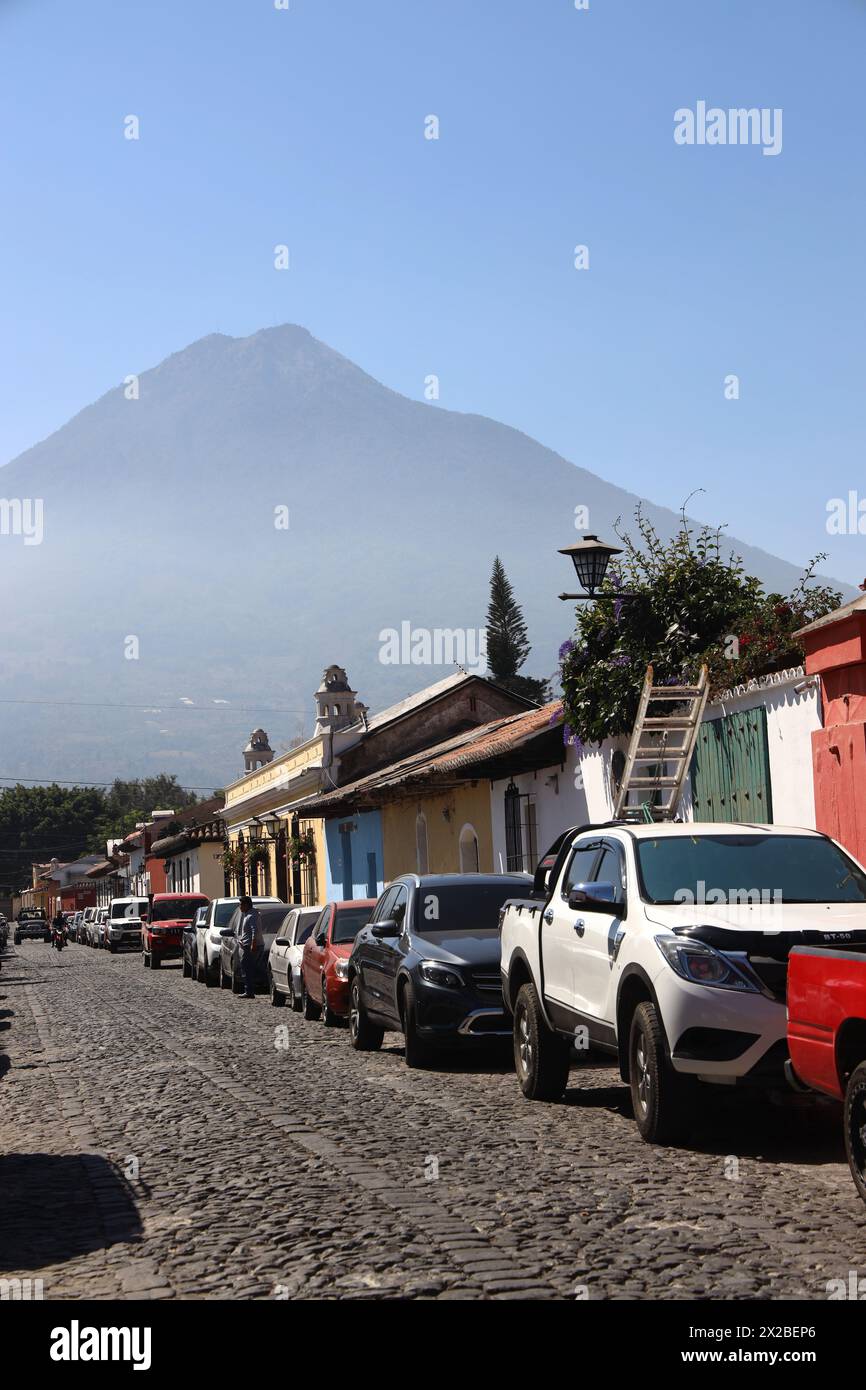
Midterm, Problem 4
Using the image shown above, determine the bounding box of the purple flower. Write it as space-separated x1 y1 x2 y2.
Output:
563 724 585 753
548 703 564 727
611 654 630 668
558 639 576 660
614 597 623 623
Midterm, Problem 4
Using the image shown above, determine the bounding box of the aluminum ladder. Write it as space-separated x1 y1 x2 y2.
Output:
613 664 709 822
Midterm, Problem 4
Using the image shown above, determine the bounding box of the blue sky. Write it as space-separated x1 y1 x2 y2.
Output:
1 0 864 581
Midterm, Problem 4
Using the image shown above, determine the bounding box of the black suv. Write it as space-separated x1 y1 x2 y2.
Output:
347 873 527 1067
14 911 50 944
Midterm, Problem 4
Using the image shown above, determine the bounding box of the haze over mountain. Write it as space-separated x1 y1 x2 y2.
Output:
0 325 847 790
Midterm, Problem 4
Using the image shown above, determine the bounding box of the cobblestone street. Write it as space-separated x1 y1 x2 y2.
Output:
2 940 865 1302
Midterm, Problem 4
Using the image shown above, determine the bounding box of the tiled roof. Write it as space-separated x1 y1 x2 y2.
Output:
304 703 564 814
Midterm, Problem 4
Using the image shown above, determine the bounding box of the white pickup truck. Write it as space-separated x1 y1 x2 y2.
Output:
499 820 866 1143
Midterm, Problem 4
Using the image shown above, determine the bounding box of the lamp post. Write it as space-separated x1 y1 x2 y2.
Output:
558 534 630 601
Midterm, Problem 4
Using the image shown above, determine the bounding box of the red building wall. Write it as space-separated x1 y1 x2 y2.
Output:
803 609 866 867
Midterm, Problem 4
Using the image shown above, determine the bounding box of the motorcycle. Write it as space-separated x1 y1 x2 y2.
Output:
51 926 65 952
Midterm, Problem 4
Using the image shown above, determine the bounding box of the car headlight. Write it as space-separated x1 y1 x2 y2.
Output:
334 960 349 980
418 961 464 989
654 935 759 992
209 931 222 944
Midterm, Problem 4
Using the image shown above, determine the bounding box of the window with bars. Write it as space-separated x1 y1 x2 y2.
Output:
504 782 538 873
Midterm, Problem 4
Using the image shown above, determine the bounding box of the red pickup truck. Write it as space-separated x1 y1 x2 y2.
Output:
788 944 866 1204
142 892 208 970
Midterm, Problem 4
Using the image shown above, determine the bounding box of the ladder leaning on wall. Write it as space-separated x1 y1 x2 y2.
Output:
613 664 710 822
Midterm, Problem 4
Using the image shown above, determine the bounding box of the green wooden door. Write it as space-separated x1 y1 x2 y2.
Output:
690 708 773 823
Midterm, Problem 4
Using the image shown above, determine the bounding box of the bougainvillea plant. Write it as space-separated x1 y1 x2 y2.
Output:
558 505 841 747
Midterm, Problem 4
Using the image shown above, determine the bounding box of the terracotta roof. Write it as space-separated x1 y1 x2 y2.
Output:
303 703 565 814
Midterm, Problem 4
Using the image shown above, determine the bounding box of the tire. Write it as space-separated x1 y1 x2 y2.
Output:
143 952 150 968
151 955 160 969
291 977 303 1013
349 976 383 1052
203 961 213 988
628 1000 691 1144
182 954 191 978
302 977 321 1021
13 934 20 946
513 982 571 1101
196 957 205 984
269 971 286 1008
321 977 341 1028
109 945 117 955
844 1060 866 1205
401 980 433 1069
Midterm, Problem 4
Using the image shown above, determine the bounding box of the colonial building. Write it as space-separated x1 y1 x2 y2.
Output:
148 797 226 898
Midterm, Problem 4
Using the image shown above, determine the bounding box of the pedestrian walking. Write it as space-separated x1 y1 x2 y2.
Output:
236 895 263 998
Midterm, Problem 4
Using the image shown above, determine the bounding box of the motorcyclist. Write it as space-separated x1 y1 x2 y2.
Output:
51 912 66 950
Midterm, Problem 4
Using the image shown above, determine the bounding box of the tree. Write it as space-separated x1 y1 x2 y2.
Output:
559 506 841 747
486 557 550 703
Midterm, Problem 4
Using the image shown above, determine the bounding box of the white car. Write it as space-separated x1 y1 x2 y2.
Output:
268 906 322 1009
105 896 149 953
195 896 283 985
500 822 866 1143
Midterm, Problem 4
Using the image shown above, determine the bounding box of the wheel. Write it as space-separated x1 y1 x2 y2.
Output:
321 977 341 1027
269 970 286 1007
628 1000 691 1144
196 957 205 984
150 955 160 969
401 981 433 1069
143 952 150 968
182 953 191 978
302 976 321 1021
203 959 213 988
513 982 571 1100
109 944 117 955
844 1061 866 1204
291 975 303 1012
13 934 20 945
349 976 384 1052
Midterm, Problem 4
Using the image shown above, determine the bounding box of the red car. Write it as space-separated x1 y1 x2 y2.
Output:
788 944 866 1204
301 899 376 1026
142 892 209 969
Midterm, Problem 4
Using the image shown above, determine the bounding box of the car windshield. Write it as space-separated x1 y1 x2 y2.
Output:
412 882 523 931
151 898 206 922
332 906 373 943
111 901 147 919
635 834 866 905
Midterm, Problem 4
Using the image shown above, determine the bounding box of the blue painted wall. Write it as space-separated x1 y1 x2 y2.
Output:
324 810 384 901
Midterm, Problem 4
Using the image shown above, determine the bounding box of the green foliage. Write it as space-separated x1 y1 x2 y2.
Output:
559 506 842 747
486 556 550 702
0 775 202 889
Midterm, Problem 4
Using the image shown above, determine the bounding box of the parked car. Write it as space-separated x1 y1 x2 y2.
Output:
74 911 88 944
142 893 209 969
268 906 321 1008
348 876 525 1062
194 896 283 986
219 903 295 995
105 896 149 953
14 910 50 944
181 904 209 978
93 907 110 949
500 821 866 1144
788 943 866 1203
302 900 376 1025
62 913 76 941
82 907 99 946
0 916 7 952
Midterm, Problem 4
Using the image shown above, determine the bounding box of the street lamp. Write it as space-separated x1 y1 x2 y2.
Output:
558 534 625 601
263 814 282 841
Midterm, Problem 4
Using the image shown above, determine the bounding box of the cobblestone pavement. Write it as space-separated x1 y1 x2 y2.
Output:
1 939 865 1301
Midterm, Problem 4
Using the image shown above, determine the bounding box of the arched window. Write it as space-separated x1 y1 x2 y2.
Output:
416 813 429 874
459 824 479 874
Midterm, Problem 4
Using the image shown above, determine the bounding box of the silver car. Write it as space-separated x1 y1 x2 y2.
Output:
267 906 321 1009
195 895 283 985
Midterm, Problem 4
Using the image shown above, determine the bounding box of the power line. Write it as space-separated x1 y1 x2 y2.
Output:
0 697 309 715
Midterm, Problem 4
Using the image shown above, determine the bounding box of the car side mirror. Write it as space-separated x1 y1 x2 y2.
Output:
274 937 290 947
567 882 624 916
220 928 235 937
371 919 399 939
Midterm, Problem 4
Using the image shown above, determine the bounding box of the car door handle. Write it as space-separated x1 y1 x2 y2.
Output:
573 919 585 937
543 908 554 924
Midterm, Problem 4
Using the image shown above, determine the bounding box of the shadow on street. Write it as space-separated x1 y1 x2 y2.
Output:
0 1153 143 1271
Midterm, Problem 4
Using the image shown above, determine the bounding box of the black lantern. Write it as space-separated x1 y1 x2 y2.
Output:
264 814 282 841
558 534 622 600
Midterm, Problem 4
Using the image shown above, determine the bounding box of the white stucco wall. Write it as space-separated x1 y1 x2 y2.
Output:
679 669 820 828
489 743 590 872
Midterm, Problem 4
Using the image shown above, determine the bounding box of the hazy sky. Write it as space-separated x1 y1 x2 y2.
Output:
1 0 864 581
